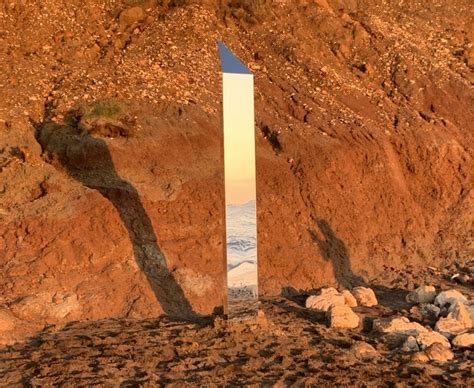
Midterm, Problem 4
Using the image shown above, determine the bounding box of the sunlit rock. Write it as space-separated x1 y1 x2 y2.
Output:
326 306 360 329
373 317 428 337
352 287 378 307
416 331 451 350
451 333 474 348
341 290 358 307
411 343 454 363
434 290 467 308
435 316 467 339
406 285 437 304
305 288 346 312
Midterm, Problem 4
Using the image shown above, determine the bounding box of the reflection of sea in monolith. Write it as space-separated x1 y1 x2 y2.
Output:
218 41 258 319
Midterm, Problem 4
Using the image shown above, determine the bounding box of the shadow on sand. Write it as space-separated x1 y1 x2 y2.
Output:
32 105 197 320
308 219 364 289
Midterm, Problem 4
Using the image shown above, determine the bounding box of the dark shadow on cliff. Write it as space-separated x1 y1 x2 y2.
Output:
31 103 198 320
308 219 364 289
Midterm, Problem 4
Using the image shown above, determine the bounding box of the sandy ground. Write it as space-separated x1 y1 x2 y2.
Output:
1 276 473 386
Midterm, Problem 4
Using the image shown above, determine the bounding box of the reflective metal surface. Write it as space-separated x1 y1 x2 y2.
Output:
219 42 258 320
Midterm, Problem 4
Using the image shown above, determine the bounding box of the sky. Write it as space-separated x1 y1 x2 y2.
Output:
222 72 256 205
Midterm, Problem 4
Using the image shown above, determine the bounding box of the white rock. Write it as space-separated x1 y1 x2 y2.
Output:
373 316 428 336
435 315 467 339
449 302 473 328
416 331 451 350
406 285 437 304
434 289 467 308
320 287 340 295
326 305 360 329
352 287 378 307
305 288 346 312
341 290 358 307
451 333 474 348
401 335 420 352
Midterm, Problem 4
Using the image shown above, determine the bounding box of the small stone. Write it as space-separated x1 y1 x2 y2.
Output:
305 288 346 312
451 333 474 348
416 331 451 350
449 302 473 328
435 315 467 339
422 304 441 319
341 290 358 307
373 316 428 336
434 289 467 308
406 285 437 304
401 335 420 352
351 341 379 360
410 303 440 323
352 287 378 307
411 343 454 363
326 305 360 329
424 343 454 363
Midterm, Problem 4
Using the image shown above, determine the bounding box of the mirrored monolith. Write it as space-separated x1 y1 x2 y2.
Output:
218 41 258 320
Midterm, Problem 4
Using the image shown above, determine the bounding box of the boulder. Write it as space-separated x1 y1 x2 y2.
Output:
451 333 474 348
352 287 378 307
434 289 467 308
401 335 420 352
416 331 451 350
435 316 467 339
326 306 360 329
351 341 380 360
406 285 436 304
341 290 358 307
411 343 454 363
305 288 346 312
449 302 473 328
373 316 428 336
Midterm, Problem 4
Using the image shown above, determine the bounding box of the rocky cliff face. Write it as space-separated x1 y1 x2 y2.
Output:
0 0 473 343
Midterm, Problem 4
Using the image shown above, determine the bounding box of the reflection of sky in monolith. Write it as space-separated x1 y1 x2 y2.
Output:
218 41 258 319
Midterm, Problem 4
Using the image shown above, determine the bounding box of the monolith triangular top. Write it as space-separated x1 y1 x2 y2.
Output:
218 41 252 75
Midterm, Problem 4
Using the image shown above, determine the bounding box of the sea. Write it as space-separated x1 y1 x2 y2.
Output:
226 200 257 287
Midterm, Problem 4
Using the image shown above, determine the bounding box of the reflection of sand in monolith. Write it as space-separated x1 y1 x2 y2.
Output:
226 201 258 320
228 285 258 320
